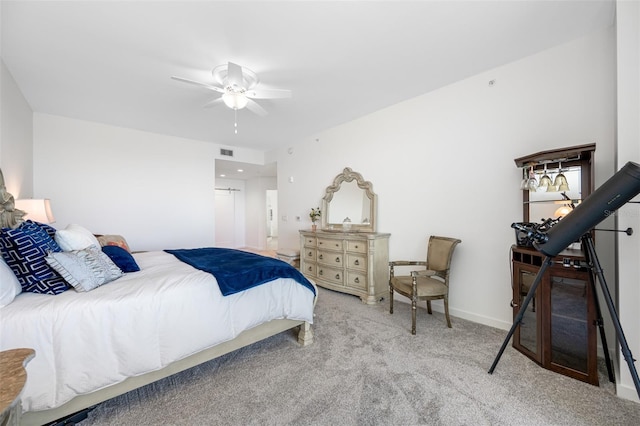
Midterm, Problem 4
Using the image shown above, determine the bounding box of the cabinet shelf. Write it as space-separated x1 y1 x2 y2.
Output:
551 313 587 323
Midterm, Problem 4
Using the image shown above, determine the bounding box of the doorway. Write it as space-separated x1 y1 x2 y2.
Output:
266 190 278 250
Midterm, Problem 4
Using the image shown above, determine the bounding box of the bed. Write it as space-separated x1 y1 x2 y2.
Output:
0 170 316 426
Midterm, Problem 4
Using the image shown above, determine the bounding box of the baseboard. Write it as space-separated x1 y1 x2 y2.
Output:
392 296 511 331
616 383 640 403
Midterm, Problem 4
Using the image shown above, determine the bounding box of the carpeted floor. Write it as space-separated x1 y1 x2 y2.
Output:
79 287 640 425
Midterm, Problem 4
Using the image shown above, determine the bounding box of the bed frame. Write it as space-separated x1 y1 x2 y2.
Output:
22 320 312 426
0 169 314 426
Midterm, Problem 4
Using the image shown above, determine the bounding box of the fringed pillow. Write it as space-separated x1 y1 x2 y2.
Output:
45 245 123 292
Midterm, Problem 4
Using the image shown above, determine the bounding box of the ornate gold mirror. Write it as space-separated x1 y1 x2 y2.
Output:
321 167 377 232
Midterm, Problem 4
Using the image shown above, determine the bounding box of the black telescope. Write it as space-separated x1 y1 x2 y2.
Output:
534 161 640 257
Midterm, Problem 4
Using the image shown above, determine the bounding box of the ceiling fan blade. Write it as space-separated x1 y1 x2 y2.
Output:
203 98 224 108
227 62 244 87
246 99 268 116
245 88 292 99
171 76 225 93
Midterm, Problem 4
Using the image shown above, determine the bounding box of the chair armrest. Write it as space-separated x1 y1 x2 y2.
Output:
411 269 437 277
388 260 427 267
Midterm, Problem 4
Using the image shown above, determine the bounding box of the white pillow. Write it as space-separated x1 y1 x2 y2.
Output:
55 224 101 251
0 257 22 307
45 245 123 292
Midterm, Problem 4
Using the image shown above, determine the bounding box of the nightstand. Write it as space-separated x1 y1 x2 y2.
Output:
0 348 35 426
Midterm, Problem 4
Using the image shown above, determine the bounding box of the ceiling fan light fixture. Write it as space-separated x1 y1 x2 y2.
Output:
222 92 248 110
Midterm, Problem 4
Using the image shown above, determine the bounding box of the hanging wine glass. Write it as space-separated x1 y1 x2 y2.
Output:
538 164 553 191
520 167 529 190
553 161 570 192
526 166 538 191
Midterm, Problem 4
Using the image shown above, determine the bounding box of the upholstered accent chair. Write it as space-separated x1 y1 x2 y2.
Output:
389 236 462 334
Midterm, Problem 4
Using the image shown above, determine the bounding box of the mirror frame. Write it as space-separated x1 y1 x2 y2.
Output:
321 167 377 233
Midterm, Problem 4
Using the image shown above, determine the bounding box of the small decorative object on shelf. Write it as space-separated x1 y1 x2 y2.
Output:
342 217 352 232
309 207 321 231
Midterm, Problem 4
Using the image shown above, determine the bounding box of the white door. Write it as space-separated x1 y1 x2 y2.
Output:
215 189 236 248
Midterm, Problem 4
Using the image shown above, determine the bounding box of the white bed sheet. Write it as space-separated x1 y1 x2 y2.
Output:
0 251 315 413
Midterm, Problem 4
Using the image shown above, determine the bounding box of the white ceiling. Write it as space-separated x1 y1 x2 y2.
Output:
2 0 615 160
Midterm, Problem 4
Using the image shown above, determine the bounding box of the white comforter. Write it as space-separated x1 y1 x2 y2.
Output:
0 251 315 413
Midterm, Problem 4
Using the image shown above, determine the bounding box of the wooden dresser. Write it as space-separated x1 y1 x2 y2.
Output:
300 230 390 304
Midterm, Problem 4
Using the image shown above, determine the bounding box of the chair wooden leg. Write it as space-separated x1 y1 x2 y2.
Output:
427 300 432 315
411 296 417 335
389 288 394 314
444 296 452 328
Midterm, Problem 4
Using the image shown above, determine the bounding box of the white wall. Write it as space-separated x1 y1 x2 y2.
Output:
0 59 33 196
33 114 216 251
273 28 617 331
615 0 640 403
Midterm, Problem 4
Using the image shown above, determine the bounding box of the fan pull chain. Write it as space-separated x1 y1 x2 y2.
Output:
234 109 238 134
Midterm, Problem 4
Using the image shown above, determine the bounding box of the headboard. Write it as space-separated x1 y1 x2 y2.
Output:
0 168 26 229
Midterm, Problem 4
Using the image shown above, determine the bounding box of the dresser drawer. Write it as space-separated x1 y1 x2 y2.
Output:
347 240 367 254
346 271 367 290
304 236 317 247
303 248 316 261
317 265 344 285
346 253 367 271
317 238 343 251
317 250 343 267
302 262 317 277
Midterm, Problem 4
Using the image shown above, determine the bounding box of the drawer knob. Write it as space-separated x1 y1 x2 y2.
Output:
354 277 360 284
319 270 323 276
354 245 359 249
319 254 324 260
307 266 312 272
335 257 340 263
335 274 340 279
354 259 360 266
308 251 312 256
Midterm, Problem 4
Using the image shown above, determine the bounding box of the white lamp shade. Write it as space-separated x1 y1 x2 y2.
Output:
222 92 249 110
554 205 572 218
15 199 56 224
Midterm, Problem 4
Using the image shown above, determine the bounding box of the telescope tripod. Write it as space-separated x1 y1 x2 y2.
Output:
489 233 640 399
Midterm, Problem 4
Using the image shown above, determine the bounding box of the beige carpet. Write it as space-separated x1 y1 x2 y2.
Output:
79 287 640 425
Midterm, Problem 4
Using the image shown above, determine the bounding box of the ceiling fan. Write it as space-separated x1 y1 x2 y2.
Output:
171 62 292 117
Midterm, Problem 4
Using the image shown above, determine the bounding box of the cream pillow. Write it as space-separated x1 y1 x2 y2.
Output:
55 224 101 251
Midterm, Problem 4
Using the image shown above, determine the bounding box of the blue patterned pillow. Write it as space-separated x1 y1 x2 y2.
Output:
26 220 57 239
0 222 70 295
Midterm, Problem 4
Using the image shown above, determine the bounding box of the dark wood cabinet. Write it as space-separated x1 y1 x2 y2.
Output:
511 144 600 385
512 245 599 385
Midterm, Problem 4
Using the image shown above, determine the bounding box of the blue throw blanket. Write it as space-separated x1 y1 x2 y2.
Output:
165 248 315 297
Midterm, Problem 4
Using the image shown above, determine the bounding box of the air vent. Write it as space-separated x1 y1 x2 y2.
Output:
220 148 234 157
